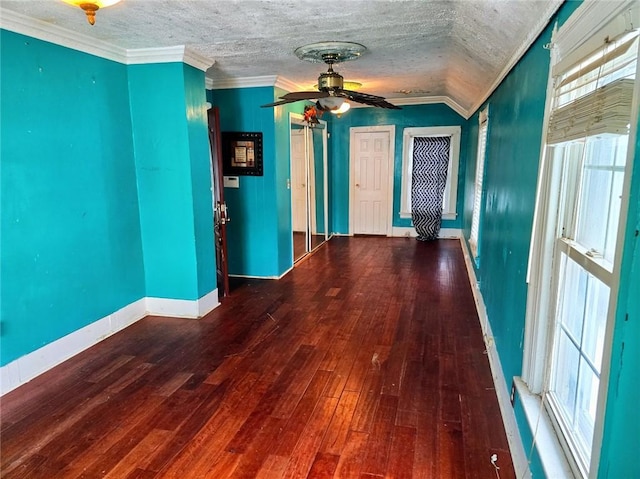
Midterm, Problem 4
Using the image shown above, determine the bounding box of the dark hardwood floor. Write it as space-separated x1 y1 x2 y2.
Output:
1 237 515 479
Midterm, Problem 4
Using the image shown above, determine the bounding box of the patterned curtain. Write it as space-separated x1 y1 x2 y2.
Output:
411 136 450 241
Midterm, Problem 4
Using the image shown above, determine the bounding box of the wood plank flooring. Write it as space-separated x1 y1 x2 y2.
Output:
1 237 515 478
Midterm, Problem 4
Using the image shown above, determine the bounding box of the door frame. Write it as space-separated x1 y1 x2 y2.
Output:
206 106 229 298
290 127 308 234
308 121 329 251
308 127 317 237
290 114 309 264
289 113 329 263
348 125 396 236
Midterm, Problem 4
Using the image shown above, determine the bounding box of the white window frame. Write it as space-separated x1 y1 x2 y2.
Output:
469 107 489 259
399 126 460 221
522 2 640 478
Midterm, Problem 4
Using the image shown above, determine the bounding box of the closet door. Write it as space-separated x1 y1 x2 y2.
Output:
290 114 328 263
290 120 308 262
309 122 328 251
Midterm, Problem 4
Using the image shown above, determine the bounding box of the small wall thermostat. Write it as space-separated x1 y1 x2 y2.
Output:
223 176 239 188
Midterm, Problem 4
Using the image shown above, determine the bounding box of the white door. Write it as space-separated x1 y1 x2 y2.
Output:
290 129 307 232
352 130 391 235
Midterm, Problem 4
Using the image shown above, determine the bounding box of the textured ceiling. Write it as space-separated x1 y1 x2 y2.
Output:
0 0 563 116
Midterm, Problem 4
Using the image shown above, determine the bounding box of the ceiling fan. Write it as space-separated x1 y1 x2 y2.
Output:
261 41 401 112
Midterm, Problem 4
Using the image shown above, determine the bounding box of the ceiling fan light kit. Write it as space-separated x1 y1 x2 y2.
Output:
331 102 351 116
261 41 400 112
62 0 122 25
317 96 344 110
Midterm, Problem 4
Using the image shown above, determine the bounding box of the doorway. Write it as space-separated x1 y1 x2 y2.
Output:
349 126 395 235
290 113 329 263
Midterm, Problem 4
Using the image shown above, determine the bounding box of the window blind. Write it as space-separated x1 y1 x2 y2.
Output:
469 108 489 256
557 35 637 90
547 77 634 144
547 32 637 145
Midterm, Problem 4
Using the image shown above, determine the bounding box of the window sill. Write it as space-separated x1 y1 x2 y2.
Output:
514 377 576 479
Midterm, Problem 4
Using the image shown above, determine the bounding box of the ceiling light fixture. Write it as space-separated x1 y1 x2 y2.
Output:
62 0 122 25
261 41 399 111
330 102 351 116
317 96 345 111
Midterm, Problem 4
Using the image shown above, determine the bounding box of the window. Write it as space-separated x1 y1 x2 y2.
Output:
523 3 638 477
400 126 460 221
545 133 629 473
469 107 489 258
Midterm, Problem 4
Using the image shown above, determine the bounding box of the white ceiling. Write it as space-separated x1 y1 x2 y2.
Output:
1 0 563 116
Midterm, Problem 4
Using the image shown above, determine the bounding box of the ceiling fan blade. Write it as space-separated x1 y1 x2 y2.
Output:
281 91 330 100
339 89 401 109
262 91 331 107
260 98 303 108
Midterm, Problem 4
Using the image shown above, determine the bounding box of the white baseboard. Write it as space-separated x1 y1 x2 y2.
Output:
0 298 146 396
197 289 220 317
0 289 219 396
145 288 219 318
328 229 462 238
459 237 531 479
390 226 462 238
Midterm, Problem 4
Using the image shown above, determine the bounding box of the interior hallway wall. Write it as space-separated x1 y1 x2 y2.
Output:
0 30 145 365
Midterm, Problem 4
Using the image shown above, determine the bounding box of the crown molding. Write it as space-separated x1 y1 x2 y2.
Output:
0 8 214 71
206 76 472 118
351 95 471 119
468 0 564 116
126 46 214 71
1 8 125 62
393 95 470 118
182 48 215 72
274 76 302 93
204 74 472 118
207 75 277 90
206 75 302 91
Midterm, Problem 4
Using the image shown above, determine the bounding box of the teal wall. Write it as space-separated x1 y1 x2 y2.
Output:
463 0 639 476
513 400 544 477
1 30 216 367
328 104 467 234
211 87 284 277
184 66 217 298
479 0 578 378
129 63 215 300
0 31 145 365
597 106 640 479
464 22 554 383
